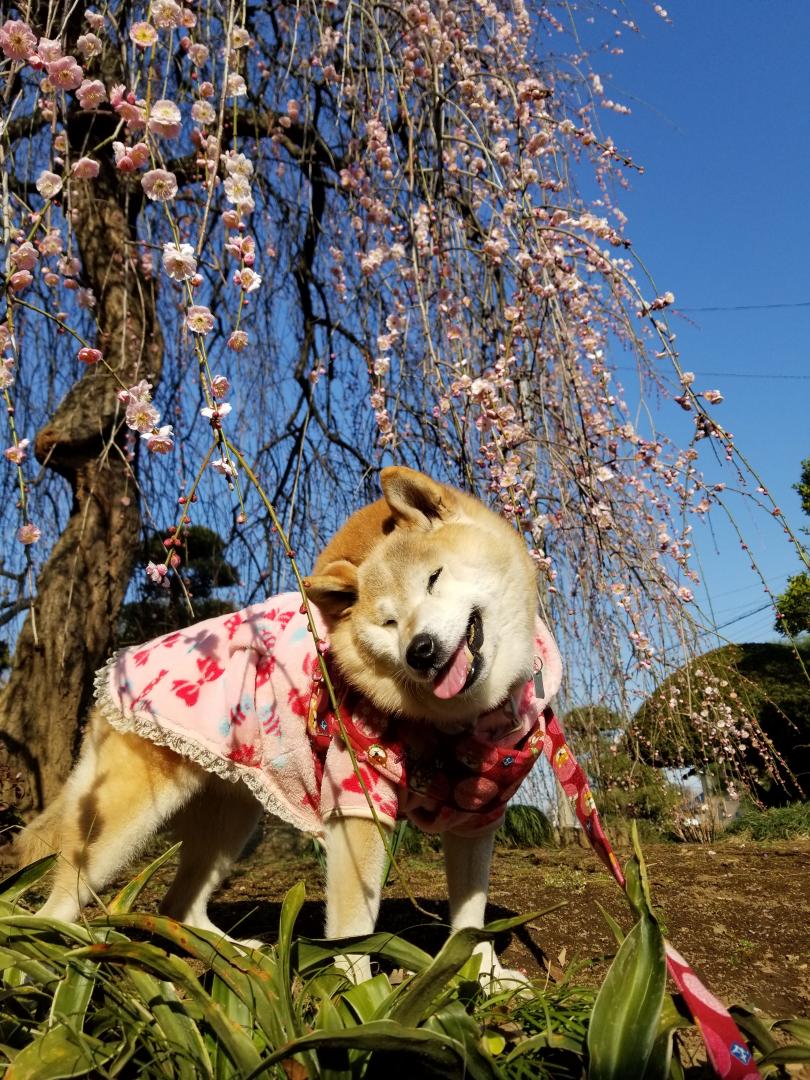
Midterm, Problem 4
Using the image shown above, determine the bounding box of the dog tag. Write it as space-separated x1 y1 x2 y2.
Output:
533 667 545 700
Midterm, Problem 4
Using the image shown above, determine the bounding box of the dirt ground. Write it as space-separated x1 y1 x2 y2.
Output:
192 827 810 1020
10 826 809 1021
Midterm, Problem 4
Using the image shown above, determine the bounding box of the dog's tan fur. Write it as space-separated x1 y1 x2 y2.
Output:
18 468 546 983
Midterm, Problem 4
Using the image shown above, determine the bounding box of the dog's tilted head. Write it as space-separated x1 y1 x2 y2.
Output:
305 468 561 727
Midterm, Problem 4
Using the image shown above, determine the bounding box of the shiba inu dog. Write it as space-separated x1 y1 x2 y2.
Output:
18 468 561 984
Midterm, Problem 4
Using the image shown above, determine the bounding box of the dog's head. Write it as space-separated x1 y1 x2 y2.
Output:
305 468 561 727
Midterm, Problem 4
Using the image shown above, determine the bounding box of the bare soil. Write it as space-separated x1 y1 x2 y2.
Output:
9 826 809 1021
201 827 810 1020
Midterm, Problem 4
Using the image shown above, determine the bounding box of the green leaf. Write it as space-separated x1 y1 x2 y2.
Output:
0 856 58 903
426 1001 500 1080
389 908 559 1029
587 858 667 1080
125 966 212 1080
107 842 181 914
774 1017 810 1045
6 1026 119 1080
67 941 263 1076
97 915 288 1051
758 1044 810 1066
49 959 97 1034
293 932 434 975
595 901 626 947
249 1019 465 1076
339 973 394 1023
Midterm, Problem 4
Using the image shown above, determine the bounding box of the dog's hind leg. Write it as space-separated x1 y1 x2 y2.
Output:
159 774 263 944
19 714 206 923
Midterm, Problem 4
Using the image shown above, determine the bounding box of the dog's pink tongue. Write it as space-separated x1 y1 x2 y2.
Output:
432 641 470 699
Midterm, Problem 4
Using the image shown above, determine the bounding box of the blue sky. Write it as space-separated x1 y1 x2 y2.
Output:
585 3 810 644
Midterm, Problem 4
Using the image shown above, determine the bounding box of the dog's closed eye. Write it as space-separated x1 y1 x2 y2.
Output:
427 567 443 594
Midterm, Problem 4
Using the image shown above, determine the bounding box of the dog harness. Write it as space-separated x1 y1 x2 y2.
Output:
95 592 560 838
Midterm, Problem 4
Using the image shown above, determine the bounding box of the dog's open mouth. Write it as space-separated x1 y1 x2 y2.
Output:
432 610 484 699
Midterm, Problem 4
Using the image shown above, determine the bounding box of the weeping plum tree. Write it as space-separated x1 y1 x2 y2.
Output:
0 0 802 809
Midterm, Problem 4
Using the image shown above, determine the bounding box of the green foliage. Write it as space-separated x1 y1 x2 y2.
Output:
594 749 682 832
1 845 808 1078
117 525 239 645
774 572 810 637
496 805 554 848
561 706 681 833
726 801 810 841
774 457 810 637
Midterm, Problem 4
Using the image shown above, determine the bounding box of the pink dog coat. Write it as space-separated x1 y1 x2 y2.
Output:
95 593 561 837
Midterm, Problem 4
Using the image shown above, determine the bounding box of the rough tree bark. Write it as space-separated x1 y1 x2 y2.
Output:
0 109 163 811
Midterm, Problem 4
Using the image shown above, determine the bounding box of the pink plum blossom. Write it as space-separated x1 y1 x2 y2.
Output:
146 560 169 584
125 399 160 432
187 305 214 333
17 523 42 545
191 100 216 125
85 11 105 31
141 425 175 452
71 156 100 178
148 98 182 138
10 242 38 270
78 347 103 364
702 389 724 405
8 270 33 292
0 359 14 389
76 78 106 108
36 170 63 199
201 402 232 422
235 267 261 292
118 380 152 406
46 55 84 91
76 33 102 59
211 374 229 398
129 21 158 47
0 19 37 60
141 169 178 200
188 42 209 65
36 37 62 62
226 73 247 97
211 457 237 478
227 330 248 351
162 241 197 280
4 438 29 464
152 0 183 29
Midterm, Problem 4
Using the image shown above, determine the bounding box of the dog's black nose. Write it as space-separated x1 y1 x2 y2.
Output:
406 633 437 671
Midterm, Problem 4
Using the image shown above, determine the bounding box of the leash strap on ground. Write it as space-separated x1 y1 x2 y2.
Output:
541 707 761 1080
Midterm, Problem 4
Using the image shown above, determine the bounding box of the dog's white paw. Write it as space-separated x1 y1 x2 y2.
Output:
473 943 531 994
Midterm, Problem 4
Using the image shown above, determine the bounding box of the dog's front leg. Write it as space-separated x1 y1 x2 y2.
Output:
443 831 528 989
324 816 390 983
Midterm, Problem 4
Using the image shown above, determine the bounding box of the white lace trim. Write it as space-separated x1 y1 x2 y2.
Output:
93 652 323 838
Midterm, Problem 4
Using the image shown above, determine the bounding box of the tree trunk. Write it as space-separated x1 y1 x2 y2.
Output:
0 119 163 811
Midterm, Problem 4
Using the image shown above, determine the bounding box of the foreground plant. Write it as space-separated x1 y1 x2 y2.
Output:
1 848 807 1079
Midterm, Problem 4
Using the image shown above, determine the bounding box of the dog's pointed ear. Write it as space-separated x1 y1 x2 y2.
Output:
304 560 359 617
380 467 452 529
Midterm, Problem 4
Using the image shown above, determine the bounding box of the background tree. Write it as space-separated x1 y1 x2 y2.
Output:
774 458 810 637
116 525 238 645
0 1 804 810
633 642 810 804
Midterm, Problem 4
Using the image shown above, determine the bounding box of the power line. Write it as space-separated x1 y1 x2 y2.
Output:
678 301 810 313
613 365 810 380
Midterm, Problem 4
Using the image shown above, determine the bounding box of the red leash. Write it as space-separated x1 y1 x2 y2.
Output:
541 706 761 1079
